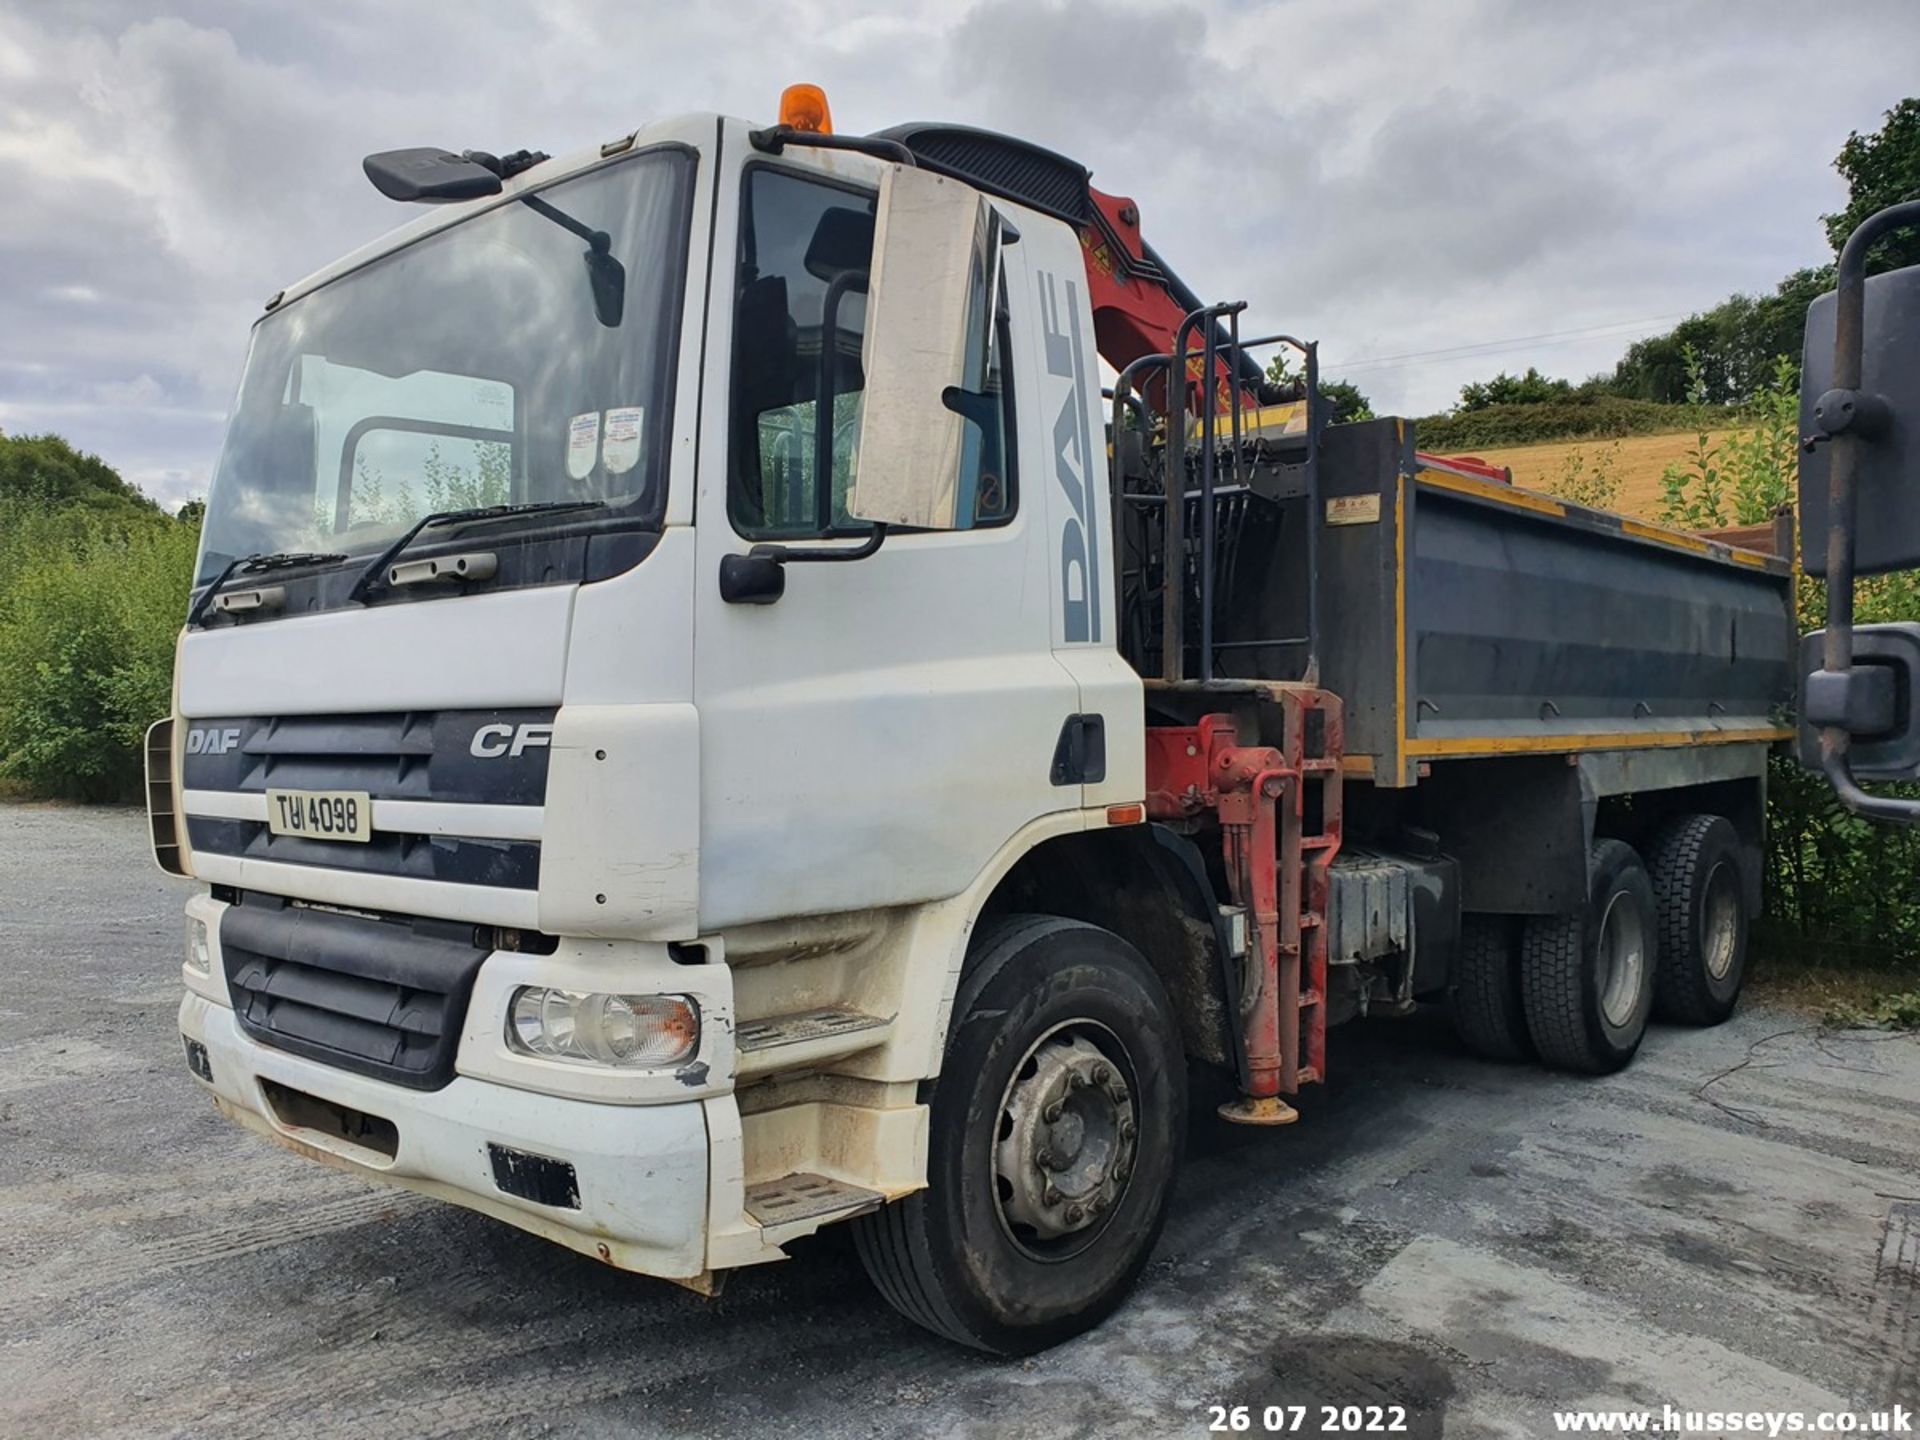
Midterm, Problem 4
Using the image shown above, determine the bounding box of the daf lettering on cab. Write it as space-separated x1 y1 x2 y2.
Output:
153 86 1816 1354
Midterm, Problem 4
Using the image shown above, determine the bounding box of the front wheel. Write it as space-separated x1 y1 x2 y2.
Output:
852 915 1187 1354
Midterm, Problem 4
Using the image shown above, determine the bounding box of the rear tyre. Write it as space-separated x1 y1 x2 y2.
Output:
1449 914 1532 1061
1647 814 1748 1025
851 915 1187 1355
1520 840 1658 1074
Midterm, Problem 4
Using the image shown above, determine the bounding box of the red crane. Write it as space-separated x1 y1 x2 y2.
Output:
1077 180 1512 483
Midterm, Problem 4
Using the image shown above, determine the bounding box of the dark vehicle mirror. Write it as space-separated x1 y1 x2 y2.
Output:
1799 261 1920 575
1800 623 1920 781
1798 200 1920 824
362 148 505 204
804 207 875 281
582 242 625 329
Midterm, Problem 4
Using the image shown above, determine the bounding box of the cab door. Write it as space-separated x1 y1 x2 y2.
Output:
690 138 1082 932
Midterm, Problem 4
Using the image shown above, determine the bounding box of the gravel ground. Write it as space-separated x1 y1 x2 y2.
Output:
3 800 1917 1439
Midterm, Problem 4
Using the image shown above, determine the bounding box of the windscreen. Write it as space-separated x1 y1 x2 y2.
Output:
197 147 695 584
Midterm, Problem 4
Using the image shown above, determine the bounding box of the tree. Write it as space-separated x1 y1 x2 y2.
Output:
1823 98 1920 273
1263 354 1374 424
0 431 159 518
1318 379 1374 424
1610 268 1831 405
1457 367 1573 411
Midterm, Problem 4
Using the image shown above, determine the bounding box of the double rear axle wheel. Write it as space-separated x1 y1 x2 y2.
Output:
1449 812 1751 1073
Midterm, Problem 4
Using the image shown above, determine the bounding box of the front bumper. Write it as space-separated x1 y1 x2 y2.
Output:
180 990 713 1278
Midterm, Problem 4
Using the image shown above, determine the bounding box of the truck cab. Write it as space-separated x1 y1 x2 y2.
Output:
159 106 1165 1345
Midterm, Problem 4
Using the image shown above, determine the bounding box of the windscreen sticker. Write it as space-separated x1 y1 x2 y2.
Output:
566 411 601 480
603 406 644 475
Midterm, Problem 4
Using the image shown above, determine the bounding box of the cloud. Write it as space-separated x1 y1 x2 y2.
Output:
2 0 1918 507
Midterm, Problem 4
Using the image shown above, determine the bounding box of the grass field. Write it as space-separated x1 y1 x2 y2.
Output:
1469 428 1747 521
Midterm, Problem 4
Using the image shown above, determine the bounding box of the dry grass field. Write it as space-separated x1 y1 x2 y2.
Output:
1469 428 1748 521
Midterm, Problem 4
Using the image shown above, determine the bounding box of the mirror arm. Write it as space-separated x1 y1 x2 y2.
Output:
1817 198 1920 823
754 525 888 566
749 127 917 167
719 526 888 607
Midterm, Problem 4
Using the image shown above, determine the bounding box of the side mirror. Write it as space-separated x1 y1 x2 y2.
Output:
1798 199 1920 823
845 166 1005 531
1799 259 1920 575
1800 623 1920 781
362 148 504 204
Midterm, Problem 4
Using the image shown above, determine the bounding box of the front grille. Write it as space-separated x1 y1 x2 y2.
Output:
181 708 556 804
185 817 539 889
221 897 489 1090
179 707 553 890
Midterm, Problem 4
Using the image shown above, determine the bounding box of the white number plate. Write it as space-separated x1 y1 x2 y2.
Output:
265 789 373 843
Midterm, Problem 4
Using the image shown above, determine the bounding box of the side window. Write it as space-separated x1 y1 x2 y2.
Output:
728 167 1016 538
962 311 1016 526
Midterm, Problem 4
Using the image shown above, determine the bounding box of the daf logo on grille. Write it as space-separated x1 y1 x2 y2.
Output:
470 723 554 759
185 726 244 755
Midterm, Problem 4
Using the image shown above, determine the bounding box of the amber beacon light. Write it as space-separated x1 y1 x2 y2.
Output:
778 83 833 134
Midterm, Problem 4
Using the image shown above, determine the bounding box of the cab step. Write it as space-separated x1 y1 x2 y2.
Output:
744 1172 883 1234
734 1006 890 1076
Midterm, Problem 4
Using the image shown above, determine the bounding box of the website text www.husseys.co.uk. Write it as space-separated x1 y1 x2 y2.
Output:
1552 1407 1913 1436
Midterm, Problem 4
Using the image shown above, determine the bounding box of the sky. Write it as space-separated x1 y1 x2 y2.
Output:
3 0 1918 511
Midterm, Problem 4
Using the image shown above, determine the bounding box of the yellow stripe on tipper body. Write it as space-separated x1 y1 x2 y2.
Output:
1416 468 1566 517
1403 727 1794 759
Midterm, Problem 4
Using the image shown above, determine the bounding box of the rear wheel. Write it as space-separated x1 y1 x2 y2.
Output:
852 915 1187 1354
1449 914 1532 1061
1520 840 1658 1074
1647 814 1749 1025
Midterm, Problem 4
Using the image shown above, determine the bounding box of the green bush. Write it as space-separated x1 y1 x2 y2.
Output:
1414 396 1719 451
0 501 198 802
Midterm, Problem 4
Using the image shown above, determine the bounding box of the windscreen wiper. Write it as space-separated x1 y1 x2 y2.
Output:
346 500 607 605
188 550 349 627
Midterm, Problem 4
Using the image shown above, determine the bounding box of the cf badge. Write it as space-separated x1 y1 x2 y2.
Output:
470 723 555 759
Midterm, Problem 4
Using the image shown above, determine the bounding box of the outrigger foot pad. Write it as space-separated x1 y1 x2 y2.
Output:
1217 1095 1300 1126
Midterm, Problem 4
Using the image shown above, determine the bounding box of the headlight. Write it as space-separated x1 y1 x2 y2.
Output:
506 988 699 1068
185 916 212 975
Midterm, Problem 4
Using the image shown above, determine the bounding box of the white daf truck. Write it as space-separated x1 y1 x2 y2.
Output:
154 91 1838 1353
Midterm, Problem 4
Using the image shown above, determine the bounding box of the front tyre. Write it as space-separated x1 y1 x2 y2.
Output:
852 915 1187 1354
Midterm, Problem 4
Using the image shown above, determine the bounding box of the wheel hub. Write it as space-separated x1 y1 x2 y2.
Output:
1703 861 1740 981
994 1032 1137 1245
1597 889 1648 1029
